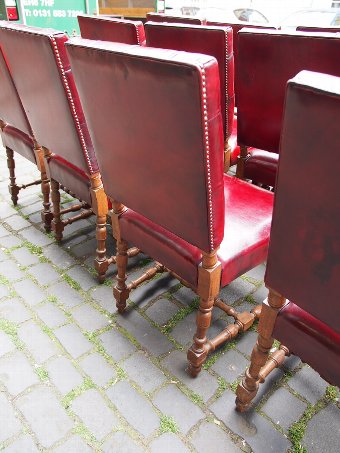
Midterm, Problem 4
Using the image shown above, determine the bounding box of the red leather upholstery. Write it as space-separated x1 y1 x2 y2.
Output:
66 38 224 253
243 149 278 187
1 125 35 163
145 22 234 141
296 26 340 33
0 23 98 177
146 12 205 25
78 15 146 46
273 301 340 386
265 70 340 333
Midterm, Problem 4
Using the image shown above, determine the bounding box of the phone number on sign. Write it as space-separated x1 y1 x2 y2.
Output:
24 9 83 18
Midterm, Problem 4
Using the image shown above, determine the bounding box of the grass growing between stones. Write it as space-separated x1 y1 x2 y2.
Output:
202 340 237 370
159 415 179 434
161 297 200 335
0 319 24 350
35 366 49 382
62 377 95 409
61 273 81 292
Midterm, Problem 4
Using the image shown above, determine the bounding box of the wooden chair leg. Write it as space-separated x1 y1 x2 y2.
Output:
224 141 231 173
34 143 53 232
6 147 20 205
235 288 286 412
236 145 248 180
51 178 64 241
113 237 129 313
187 251 222 377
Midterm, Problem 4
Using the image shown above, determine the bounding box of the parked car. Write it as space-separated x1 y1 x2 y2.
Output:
280 8 340 29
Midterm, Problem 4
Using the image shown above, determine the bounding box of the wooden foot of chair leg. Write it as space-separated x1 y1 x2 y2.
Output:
51 179 64 241
6 148 19 205
113 238 130 313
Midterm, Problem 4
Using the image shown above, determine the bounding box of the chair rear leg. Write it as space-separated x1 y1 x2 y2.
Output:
113 237 129 313
51 178 64 241
6 147 20 205
235 288 286 412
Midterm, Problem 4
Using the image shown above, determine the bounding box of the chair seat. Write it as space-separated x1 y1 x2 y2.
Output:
244 149 279 187
1 125 36 164
273 301 340 386
120 175 273 289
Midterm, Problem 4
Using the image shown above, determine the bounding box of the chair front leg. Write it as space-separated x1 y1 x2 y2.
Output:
235 288 286 412
113 237 129 313
34 143 53 232
187 250 221 377
6 147 20 205
236 145 248 180
51 178 64 241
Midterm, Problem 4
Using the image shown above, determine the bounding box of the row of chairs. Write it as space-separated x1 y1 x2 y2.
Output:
0 16 339 413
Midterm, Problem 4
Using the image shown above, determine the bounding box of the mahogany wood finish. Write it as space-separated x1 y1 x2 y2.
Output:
236 71 340 411
67 39 273 374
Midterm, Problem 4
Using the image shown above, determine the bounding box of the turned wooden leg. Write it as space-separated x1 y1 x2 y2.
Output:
224 141 231 173
236 145 248 180
113 238 129 313
187 251 221 377
236 288 286 412
6 148 20 205
51 179 64 241
40 172 52 232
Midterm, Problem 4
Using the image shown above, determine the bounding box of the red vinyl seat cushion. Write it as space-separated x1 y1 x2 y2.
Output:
1 125 36 164
273 301 340 386
120 175 273 289
244 149 279 187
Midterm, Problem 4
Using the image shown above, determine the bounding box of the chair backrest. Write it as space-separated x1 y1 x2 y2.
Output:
296 25 340 33
66 39 225 253
265 70 340 333
146 12 205 25
0 46 32 137
0 22 98 175
145 22 234 141
237 29 340 153
78 15 146 45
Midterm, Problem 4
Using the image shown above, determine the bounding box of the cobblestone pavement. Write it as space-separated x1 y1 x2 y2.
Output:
0 149 339 453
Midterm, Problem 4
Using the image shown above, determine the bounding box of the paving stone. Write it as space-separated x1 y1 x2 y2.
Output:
54 324 93 359
243 264 266 282
4 434 39 453
0 393 21 442
46 356 83 395
44 244 76 268
0 235 22 248
52 435 93 453
262 387 307 431
79 352 116 387
211 349 249 383
150 433 190 453
252 368 284 407
20 200 43 215
12 247 40 266
288 366 328 404
0 350 39 395
210 390 291 452
0 201 17 218
219 278 255 305
71 236 97 258
91 285 117 314
99 328 136 361
129 274 177 308
235 331 259 357
191 421 241 453
66 266 97 291
0 224 10 237
145 298 180 326
16 385 73 448
48 281 83 309
153 385 205 434
161 350 218 402
28 262 60 285
0 298 32 323
172 286 197 305
0 330 15 356
18 321 58 363
282 354 301 371
304 403 340 453
0 260 24 281
35 303 68 328
0 248 9 262
0 284 10 299
19 226 53 247
13 280 46 306
102 432 145 453
117 310 173 356
251 285 268 305
63 234 88 248
122 351 166 393
72 389 119 440
107 381 159 437
170 312 197 347
71 303 109 331
4 214 32 231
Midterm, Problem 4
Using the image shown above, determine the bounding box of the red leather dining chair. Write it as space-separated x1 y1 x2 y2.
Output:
78 14 146 45
236 70 340 411
144 22 234 172
296 26 340 33
236 29 340 188
66 38 273 375
0 45 52 229
0 23 112 281
146 12 206 25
